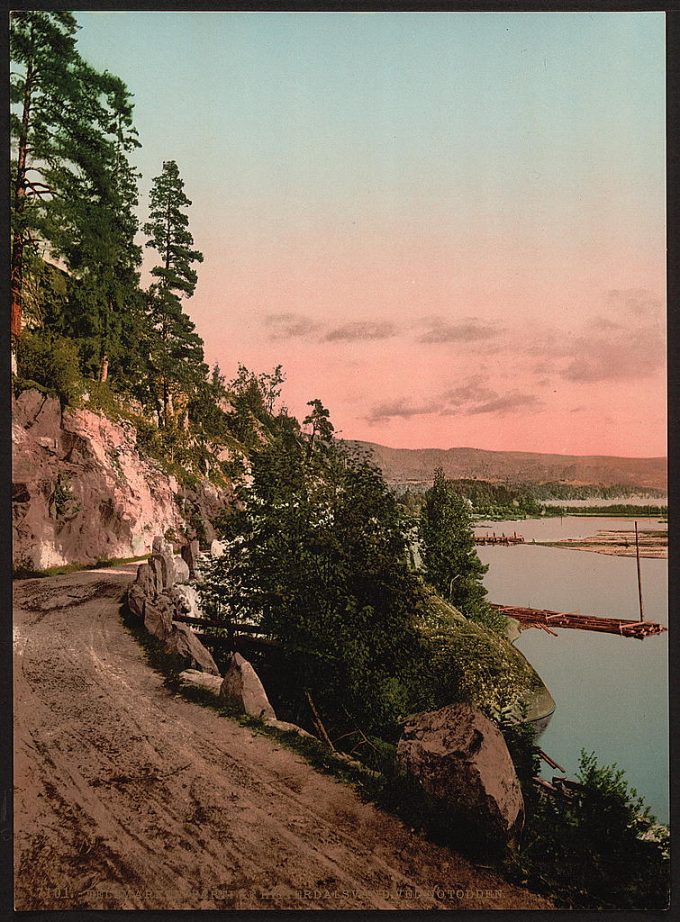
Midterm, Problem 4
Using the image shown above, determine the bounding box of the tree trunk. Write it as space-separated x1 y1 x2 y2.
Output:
11 59 35 345
99 354 109 383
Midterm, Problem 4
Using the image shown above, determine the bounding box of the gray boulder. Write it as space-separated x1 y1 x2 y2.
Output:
172 583 203 618
164 623 219 675
397 703 524 850
220 652 275 719
134 561 156 596
179 668 223 695
180 539 200 578
173 555 190 584
127 585 146 618
143 595 175 640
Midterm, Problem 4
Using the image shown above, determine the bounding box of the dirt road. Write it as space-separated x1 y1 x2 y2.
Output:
14 567 549 910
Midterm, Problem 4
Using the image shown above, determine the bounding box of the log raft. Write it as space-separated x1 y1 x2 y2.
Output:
475 531 524 546
493 604 666 639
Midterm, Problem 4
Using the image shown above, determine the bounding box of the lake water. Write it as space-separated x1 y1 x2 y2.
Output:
476 517 669 823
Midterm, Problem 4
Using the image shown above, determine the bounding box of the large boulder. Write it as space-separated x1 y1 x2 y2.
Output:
178 669 223 695
397 703 524 851
172 555 190 584
127 585 146 618
164 623 219 675
171 584 203 618
220 652 275 719
134 561 156 595
143 596 175 641
180 539 200 578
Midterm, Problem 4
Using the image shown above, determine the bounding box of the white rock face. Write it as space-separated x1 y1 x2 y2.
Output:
12 389 232 569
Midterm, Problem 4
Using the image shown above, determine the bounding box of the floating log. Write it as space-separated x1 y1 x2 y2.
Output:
492 604 666 639
538 749 566 773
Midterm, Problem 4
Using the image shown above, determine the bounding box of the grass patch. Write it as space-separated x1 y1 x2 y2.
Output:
13 554 148 581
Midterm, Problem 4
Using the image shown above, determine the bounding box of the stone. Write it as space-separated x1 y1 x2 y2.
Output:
263 717 315 739
148 556 165 594
143 596 175 641
173 555 190 584
178 669 223 695
152 535 172 556
164 623 219 675
180 539 200 578
210 539 226 558
151 549 175 591
397 703 524 851
134 562 156 597
127 585 146 618
172 584 203 618
220 652 275 719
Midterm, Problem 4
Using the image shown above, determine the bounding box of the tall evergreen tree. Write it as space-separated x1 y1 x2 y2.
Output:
143 161 204 425
10 10 146 393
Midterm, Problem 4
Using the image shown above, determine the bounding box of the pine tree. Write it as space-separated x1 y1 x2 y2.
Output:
10 11 80 343
143 161 204 425
10 11 145 389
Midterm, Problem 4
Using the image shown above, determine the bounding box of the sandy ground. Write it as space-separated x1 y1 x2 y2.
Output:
13 567 550 911
539 529 667 559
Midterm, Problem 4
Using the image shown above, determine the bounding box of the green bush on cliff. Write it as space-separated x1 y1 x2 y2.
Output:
17 331 85 407
409 591 539 720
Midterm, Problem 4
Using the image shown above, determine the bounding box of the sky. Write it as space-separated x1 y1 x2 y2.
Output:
75 11 666 457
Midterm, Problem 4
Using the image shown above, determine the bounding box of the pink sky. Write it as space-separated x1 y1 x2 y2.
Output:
78 11 666 457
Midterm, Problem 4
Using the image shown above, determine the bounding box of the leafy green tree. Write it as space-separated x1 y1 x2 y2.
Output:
143 161 204 424
519 751 669 909
419 467 494 625
203 416 424 738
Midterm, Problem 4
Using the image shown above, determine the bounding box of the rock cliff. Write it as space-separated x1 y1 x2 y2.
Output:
12 389 232 569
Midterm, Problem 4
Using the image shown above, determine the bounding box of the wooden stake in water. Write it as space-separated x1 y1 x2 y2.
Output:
635 521 644 622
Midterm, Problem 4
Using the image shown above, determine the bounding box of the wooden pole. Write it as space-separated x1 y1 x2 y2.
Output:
304 689 335 751
635 521 644 622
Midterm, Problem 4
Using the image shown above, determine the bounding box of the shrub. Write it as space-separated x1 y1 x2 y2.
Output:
514 751 670 909
16 331 84 407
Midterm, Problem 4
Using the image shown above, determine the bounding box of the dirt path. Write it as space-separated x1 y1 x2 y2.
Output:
13 567 550 910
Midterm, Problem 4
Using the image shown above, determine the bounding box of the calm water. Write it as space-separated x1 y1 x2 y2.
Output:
477 517 669 822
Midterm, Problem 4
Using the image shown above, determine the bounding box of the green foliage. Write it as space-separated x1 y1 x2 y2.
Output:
203 414 425 739
419 468 501 628
514 751 669 909
16 330 84 406
411 593 538 720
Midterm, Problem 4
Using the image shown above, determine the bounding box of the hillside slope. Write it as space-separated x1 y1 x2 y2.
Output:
348 441 667 492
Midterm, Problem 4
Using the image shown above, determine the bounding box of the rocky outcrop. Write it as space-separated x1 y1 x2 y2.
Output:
12 389 232 570
397 703 524 851
126 537 219 676
220 652 276 719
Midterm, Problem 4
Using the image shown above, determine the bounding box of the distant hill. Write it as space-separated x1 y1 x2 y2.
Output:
346 441 667 493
